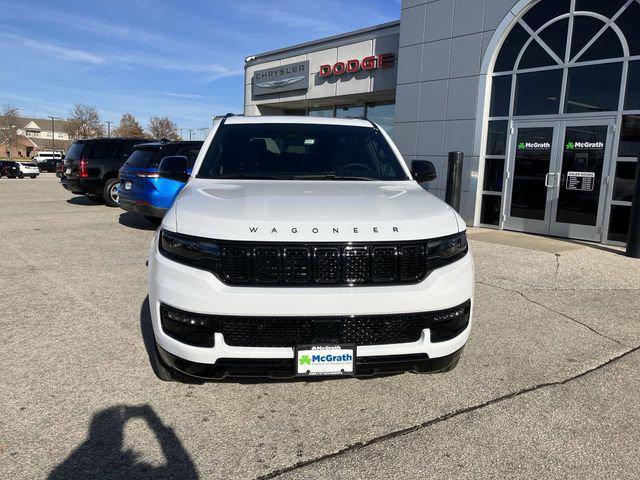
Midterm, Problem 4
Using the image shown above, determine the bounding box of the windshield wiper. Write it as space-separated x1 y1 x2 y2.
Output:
293 173 373 181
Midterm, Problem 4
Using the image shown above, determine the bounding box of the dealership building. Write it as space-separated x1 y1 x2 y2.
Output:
244 0 640 245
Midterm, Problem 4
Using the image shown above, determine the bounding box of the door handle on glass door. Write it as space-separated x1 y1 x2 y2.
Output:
544 173 554 187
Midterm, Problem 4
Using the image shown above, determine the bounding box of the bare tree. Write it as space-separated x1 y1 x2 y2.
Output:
147 116 180 141
113 113 145 138
1 105 21 157
66 104 104 140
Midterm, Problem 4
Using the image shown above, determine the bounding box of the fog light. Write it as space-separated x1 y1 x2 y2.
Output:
160 304 215 347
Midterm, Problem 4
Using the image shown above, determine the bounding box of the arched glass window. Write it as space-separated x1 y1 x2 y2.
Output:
480 0 640 241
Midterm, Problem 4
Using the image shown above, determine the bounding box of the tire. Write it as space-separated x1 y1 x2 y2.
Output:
86 194 104 204
103 178 120 207
30 175 37 179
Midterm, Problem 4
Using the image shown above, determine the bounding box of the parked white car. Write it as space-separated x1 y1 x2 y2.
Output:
32 150 63 162
148 115 474 382
17 162 40 178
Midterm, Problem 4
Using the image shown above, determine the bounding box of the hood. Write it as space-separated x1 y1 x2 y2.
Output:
165 179 461 242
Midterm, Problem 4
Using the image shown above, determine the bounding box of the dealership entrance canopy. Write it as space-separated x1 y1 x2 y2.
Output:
244 0 640 245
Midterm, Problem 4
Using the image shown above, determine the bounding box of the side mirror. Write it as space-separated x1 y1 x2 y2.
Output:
158 155 190 183
411 160 437 183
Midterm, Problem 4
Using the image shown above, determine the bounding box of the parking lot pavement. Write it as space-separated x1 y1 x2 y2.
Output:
1 174 639 479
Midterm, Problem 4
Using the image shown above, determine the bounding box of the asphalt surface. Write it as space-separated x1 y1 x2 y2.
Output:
1 174 639 479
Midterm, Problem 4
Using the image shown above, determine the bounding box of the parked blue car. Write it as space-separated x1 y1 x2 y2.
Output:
118 140 203 222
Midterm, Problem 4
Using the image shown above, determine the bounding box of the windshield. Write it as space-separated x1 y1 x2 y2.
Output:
197 123 409 181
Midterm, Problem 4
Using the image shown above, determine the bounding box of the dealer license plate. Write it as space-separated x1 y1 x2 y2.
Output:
124 181 132 190
296 345 355 376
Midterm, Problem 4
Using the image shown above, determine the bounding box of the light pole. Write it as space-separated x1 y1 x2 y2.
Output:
188 129 194 141
179 128 184 140
47 116 58 154
106 121 113 137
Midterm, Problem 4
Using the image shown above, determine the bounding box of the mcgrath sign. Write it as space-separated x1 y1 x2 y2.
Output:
252 60 309 97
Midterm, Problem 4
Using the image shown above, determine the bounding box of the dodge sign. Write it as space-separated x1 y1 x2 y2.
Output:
252 60 309 97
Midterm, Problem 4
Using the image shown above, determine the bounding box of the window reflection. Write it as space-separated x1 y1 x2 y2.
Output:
514 69 563 115
564 63 622 113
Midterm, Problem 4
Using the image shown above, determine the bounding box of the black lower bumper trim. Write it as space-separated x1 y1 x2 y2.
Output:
156 344 464 380
119 197 166 218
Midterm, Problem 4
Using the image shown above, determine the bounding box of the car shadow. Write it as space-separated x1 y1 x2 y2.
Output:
66 196 101 206
139 297 396 385
119 212 158 231
47 404 199 480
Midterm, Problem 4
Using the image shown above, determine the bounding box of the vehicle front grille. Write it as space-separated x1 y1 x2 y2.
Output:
218 241 427 286
160 301 471 348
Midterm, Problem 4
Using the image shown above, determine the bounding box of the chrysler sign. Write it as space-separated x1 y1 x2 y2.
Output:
252 60 309 97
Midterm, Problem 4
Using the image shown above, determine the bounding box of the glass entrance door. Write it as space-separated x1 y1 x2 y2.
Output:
503 119 614 241
503 122 559 234
548 121 614 241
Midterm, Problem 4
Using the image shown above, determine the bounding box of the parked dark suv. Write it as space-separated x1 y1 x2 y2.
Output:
61 138 151 206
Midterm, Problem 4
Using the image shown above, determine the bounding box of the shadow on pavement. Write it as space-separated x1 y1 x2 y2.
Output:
119 212 158 231
66 195 101 206
47 404 199 480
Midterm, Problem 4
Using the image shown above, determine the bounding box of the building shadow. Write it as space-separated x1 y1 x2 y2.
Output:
119 212 158 231
48 404 199 480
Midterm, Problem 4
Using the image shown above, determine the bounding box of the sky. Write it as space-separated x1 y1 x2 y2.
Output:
0 0 399 139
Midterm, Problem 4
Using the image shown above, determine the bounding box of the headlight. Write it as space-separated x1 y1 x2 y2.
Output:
159 229 221 272
427 232 468 271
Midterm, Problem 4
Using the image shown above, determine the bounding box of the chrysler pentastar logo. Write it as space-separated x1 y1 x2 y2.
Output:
255 76 306 89
249 226 400 234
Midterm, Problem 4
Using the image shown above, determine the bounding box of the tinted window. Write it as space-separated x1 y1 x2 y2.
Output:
308 107 333 117
486 121 509 155
480 194 501 225
519 39 556 69
575 0 628 18
522 0 570 31
335 105 364 118
613 161 637 202
608 204 631 242
564 63 622 113
490 75 512 117
483 158 505 192
624 61 640 110
576 28 623 62
125 148 159 168
619 115 640 157
366 103 396 138
90 141 123 158
495 23 529 72
615 1 640 55
570 16 606 59
65 142 85 161
514 69 563 115
175 146 202 167
198 124 408 181
539 18 569 60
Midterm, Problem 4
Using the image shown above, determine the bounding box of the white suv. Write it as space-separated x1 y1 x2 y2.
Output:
148 115 474 381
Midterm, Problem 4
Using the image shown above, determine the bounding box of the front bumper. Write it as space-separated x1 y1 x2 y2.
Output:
148 232 474 379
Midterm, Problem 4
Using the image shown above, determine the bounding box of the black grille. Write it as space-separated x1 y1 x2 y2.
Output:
161 302 471 348
219 241 428 286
